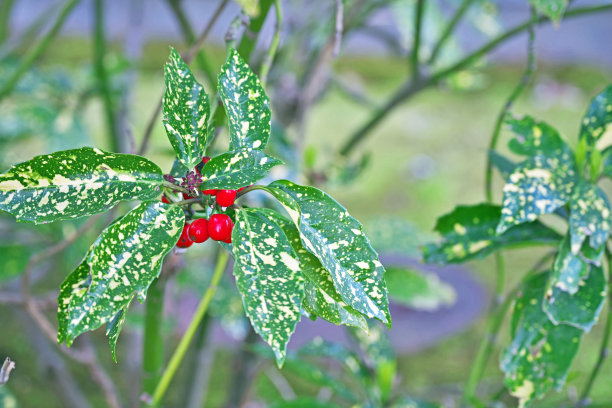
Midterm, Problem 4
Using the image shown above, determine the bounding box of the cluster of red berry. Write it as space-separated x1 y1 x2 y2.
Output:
162 156 249 249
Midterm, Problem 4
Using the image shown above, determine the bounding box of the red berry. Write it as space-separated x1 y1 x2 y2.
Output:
161 196 170 204
202 156 211 165
176 224 193 248
202 189 218 196
208 214 233 241
216 189 237 207
223 232 232 244
188 218 209 243
183 192 197 200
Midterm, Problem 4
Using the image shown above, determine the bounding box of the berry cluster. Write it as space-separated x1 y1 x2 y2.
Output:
162 156 250 249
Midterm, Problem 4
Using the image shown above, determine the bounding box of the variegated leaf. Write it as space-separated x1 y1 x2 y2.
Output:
497 153 577 234
528 0 568 23
163 48 210 169
580 85 612 150
232 208 304 366
218 49 271 151
199 148 281 190
506 115 568 157
502 273 583 407
0 147 163 223
57 201 184 360
569 181 611 256
256 208 368 331
424 204 560 264
545 247 606 332
260 180 391 327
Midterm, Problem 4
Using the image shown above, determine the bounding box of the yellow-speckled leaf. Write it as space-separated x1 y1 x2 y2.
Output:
569 181 611 256
232 208 304 366
57 201 185 360
163 48 210 169
502 273 583 407
506 115 567 157
218 49 271 151
580 85 612 150
0 147 163 224
260 180 391 328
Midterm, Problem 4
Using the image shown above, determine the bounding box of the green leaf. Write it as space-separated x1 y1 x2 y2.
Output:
497 153 577 234
569 181 611 256
385 267 456 311
507 115 568 157
549 236 590 295
424 204 560 264
163 48 210 170
234 0 260 17
199 149 281 190
488 150 516 179
0 147 163 224
232 208 304 366
389 397 441 408
0 244 30 282
257 208 368 330
260 180 391 327
502 273 583 407
57 201 185 360
363 217 426 258
580 85 612 150
528 0 568 23
298 337 369 380
218 49 271 151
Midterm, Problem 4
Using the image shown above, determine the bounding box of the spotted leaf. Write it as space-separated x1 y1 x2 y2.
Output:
580 85 612 151
57 201 185 360
232 208 304 366
260 180 391 327
545 240 606 332
569 181 611 257
497 152 577 234
257 208 368 331
199 148 281 190
218 49 271 151
385 267 456 311
506 115 568 157
0 147 163 224
489 150 516 179
163 48 210 169
528 0 568 23
502 273 583 407
424 204 560 264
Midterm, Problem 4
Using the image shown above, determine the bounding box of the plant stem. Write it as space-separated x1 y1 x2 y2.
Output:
143 278 166 394
338 3 612 158
93 0 122 153
237 0 274 62
410 0 425 80
485 7 536 202
428 0 474 65
150 250 229 406
259 0 283 88
576 250 612 407
0 0 81 100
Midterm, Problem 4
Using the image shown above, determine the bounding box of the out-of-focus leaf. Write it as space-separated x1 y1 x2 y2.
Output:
385 267 455 311
424 204 560 264
389 397 441 408
0 245 30 282
364 217 425 257
502 273 583 407
271 399 341 408
528 0 568 23
298 337 369 380
235 0 260 16
489 150 516 179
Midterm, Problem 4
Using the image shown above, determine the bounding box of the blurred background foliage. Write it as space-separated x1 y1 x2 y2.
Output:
0 0 611 407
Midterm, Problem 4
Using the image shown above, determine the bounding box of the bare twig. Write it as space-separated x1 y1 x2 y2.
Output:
332 0 344 57
137 0 229 156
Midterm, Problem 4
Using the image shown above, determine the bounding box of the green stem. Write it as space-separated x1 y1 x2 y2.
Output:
93 0 122 153
259 0 283 88
576 250 612 407
410 0 425 80
150 250 229 406
0 0 81 100
337 3 612 158
0 0 15 45
485 7 536 202
143 278 166 394
427 0 474 65
237 0 274 62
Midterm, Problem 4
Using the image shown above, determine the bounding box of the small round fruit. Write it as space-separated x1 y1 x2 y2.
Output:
208 214 233 241
183 192 197 200
223 233 232 244
176 224 193 248
188 218 209 243
202 156 211 165
202 189 218 196
161 195 170 204
216 189 237 207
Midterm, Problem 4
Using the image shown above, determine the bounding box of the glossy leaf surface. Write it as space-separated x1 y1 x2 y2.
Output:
569 181 610 255
199 149 281 190
580 85 612 150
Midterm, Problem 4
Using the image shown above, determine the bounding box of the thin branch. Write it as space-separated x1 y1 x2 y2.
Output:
428 0 475 65
0 0 81 100
137 0 230 156
410 0 425 80
332 0 344 57
0 0 15 45
259 0 283 88
338 3 612 158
